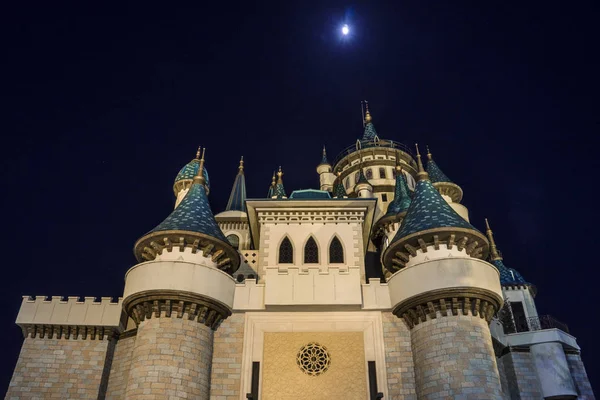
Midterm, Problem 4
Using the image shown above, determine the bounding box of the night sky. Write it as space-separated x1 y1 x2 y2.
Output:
1 2 598 395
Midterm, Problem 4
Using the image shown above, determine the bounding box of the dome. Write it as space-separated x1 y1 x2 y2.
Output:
174 159 210 189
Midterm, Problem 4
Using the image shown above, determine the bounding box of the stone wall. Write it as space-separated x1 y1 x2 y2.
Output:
381 312 416 399
497 351 542 400
105 332 137 399
566 353 596 399
124 316 213 399
6 336 109 399
210 312 245 400
410 315 503 399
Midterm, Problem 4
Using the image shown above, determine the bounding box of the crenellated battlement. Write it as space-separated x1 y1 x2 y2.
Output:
16 295 126 339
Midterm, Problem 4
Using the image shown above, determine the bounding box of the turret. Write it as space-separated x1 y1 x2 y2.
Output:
316 146 336 192
272 166 287 199
124 148 240 399
354 165 373 198
382 144 504 399
332 171 348 199
215 157 250 251
173 146 211 208
426 146 469 221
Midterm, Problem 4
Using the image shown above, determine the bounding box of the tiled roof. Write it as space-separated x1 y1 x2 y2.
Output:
393 178 477 241
267 185 274 198
426 159 452 184
148 182 227 242
289 189 332 199
320 147 330 165
491 259 529 285
356 168 369 185
333 178 347 198
275 183 286 199
386 171 411 215
362 122 378 141
226 170 246 212
175 159 211 188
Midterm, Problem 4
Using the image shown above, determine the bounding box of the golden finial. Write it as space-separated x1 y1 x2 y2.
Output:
277 166 284 183
484 218 502 261
239 156 244 172
271 171 276 187
426 145 433 161
395 156 402 172
196 146 202 159
364 101 372 123
193 148 207 185
415 143 429 181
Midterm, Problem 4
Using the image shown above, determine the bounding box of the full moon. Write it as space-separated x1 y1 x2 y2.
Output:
342 24 349 35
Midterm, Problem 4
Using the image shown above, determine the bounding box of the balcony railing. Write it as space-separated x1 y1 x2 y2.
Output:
331 139 414 168
527 315 569 334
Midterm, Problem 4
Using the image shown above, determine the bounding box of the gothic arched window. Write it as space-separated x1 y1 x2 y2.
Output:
329 237 344 264
227 234 240 249
379 168 386 179
366 169 373 179
304 237 319 263
279 237 293 264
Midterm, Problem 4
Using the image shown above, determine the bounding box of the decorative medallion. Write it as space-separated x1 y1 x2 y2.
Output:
296 343 331 376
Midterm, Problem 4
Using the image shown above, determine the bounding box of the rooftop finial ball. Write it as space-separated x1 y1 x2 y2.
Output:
342 24 349 35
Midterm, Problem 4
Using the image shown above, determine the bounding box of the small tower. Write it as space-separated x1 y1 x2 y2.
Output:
273 166 287 199
215 157 250 251
316 146 335 192
267 171 276 198
124 148 240 399
426 146 469 221
173 146 211 208
354 165 373 198
382 144 504 398
332 170 348 199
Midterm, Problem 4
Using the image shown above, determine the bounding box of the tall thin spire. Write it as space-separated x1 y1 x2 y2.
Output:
485 218 502 261
267 171 276 198
319 145 330 165
225 156 247 212
361 101 378 141
274 166 287 199
193 147 207 187
414 143 429 181
425 146 453 183
196 145 202 159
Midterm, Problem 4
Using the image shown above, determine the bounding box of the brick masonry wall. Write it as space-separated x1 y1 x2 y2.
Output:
210 312 245 400
381 312 417 399
6 336 109 399
411 315 503 400
105 333 137 399
498 351 542 400
566 353 596 399
124 316 213 400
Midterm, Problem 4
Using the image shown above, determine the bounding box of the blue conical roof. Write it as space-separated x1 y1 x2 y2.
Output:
385 170 411 216
491 259 529 286
426 155 452 184
226 159 246 212
175 159 211 189
362 121 378 141
333 177 347 198
148 183 227 242
356 168 369 185
319 146 330 165
274 168 286 199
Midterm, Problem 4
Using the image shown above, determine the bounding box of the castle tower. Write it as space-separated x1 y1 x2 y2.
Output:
215 157 250 251
124 148 240 399
316 146 336 191
173 146 211 208
426 146 470 221
382 144 504 399
354 165 373 198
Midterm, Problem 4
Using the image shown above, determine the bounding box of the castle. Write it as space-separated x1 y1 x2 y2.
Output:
6 106 595 399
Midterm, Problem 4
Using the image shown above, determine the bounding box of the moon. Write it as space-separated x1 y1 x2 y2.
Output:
342 24 349 35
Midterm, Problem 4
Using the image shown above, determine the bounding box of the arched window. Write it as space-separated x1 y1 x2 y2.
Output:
345 177 350 189
379 168 386 179
279 237 293 263
355 171 360 183
227 234 240 249
304 237 319 263
366 169 373 179
329 237 344 263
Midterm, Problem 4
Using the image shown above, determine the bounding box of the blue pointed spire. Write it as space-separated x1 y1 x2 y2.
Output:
356 167 369 185
385 167 411 216
174 146 210 192
485 219 530 286
225 157 247 212
135 148 239 272
426 146 452 183
274 166 287 199
382 144 487 271
319 146 330 165
362 105 378 141
333 172 347 199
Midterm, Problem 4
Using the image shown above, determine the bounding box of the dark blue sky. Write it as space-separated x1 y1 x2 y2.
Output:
1 1 598 394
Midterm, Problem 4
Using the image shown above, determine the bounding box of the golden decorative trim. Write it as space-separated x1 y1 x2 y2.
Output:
122 289 232 331
392 287 503 328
